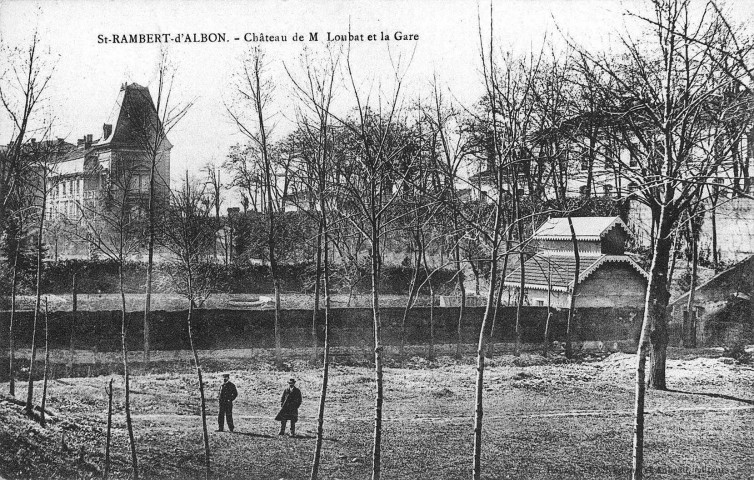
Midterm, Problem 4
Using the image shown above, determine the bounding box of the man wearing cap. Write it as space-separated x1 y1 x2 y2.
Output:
217 373 238 432
275 378 302 436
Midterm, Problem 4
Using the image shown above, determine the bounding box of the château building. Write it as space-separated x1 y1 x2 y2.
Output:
45 82 171 256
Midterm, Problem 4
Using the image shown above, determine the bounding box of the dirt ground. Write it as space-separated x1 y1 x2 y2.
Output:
2 349 754 479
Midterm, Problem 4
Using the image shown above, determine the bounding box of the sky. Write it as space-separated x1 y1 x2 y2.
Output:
1 0 753 199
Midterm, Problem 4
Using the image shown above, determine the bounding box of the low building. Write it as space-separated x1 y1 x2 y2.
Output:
669 255 754 346
503 216 648 308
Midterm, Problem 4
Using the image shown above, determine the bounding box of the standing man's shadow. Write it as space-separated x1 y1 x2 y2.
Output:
232 431 274 439
232 431 335 441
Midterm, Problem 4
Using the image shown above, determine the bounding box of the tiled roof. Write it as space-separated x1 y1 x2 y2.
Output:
504 252 648 291
669 254 754 306
103 83 172 150
534 216 630 241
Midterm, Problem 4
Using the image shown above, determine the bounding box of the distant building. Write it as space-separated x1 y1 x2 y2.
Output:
47 83 171 224
669 255 754 346
503 216 649 308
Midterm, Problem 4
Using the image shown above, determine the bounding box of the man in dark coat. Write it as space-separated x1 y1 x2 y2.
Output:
275 378 302 436
217 373 238 432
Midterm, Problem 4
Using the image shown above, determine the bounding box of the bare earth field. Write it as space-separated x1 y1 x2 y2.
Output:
2 350 754 479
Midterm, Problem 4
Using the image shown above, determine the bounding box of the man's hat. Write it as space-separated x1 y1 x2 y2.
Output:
222 373 230 378
288 378 296 385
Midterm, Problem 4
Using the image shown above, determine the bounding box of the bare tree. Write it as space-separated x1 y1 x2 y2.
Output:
0 31 55 238
228 48 285 368
161 171 217 479
577 0 754 393
72 161 143 479
124 53 192 364
331 44 417 479
570 1 754 478
395 119 442 363
204 162 224 261
423 78 474 359
23 139 59 421
0 30 56 405
285 47 341 479
3 183 33 397
470 9 544 477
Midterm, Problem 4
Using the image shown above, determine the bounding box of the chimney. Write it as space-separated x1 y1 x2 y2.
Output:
85 134 93 148
103 123 112 139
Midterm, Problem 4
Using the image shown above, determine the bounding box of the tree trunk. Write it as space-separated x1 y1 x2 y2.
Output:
472 254 499 480
472 180 503 480
311 218 323 364
8 246 18 397
684 225 698 348
489 231 512 358
514 253 525 356
25 196 46 416
68 273 77 376
565 215 580 359
310 214 331 480
668 235 679 288
144 148 158 365
119 264 139 480
268 201 281 368
513 180 525 357
400 232 422 363
143 254 153 365
370 220 384 480
711 193 719 273
187 303 211 480
104 378 113 480
543 263 553 357
632 205 671 480
469 260 481 296
273 275 282 368
422 246 436 361
453 238 466 360
584 131 596 197
40 299 50 427
646 214 673 390
428 289 435 361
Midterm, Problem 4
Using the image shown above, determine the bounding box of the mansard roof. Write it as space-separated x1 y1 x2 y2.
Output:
533 216 631 242
98 82 173 150
54 82 173 168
